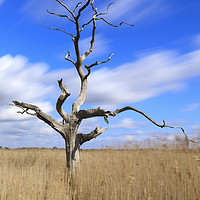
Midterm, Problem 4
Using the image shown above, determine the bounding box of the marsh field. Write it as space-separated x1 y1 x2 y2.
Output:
0 146 199 200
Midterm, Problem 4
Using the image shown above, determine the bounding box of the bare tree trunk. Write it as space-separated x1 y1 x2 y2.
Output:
65 130 80 172
62 119 80 173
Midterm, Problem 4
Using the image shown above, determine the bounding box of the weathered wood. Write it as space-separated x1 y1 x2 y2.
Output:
12 0 198 175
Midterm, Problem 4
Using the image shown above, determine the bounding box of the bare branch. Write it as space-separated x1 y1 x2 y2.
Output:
12 101 65 138
76 106 199 144
56 79 70 122
82 2 97 61
77 0 91 19
46 9 76 24
65 51 76 65
72 1 97 112
17 108 37 116
38 22 75 38
96 18 134 27
73 2 82 13
85 53 114 78
78 126 107 145
111 106 199 143
55 0 75 18
96 2 115 17
80 19 93 32
72 79 87 113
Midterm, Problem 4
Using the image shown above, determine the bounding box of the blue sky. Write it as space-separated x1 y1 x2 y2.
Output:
0 0 200 148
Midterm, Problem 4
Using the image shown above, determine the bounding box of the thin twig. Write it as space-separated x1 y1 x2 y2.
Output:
56 0 75 18
38 23 75 38
46 9 76 23
82 1 97 60
96 18 134 27
65 51 76 65
96 2 115 17
73 2 82 13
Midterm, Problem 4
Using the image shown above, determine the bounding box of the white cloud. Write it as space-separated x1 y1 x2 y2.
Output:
124 135 135 142
191 125 200 131
0 54 65 147
78 118 102 133
193 34 200 48
0 55 53 104
1 48 200 147
0 0 4 6
86 49 200 104
181 103 200 112
110 118 144 129
20 0 168 25
100 0 168 23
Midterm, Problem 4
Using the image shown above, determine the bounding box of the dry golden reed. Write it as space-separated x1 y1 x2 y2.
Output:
0 147 199 200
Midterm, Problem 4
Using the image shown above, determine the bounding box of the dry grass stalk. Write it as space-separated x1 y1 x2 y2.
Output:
0 147 199 200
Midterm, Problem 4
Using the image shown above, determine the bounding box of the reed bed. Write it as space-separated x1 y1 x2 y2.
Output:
0 147 199 200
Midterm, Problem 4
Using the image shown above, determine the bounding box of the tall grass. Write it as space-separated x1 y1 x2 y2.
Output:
0 146 199 199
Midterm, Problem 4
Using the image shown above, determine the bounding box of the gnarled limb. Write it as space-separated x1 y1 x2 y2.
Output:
12 101 65 138
56 79 70 122
76 106 198 144
78 126 107 145
72 79 87 113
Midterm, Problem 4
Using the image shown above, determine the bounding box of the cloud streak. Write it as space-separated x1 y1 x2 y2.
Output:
1 48 200 147
100 0 168 23
0 0 4 7
181 103 200 112
87 49 200 104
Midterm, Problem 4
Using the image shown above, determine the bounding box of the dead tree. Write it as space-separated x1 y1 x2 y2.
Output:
12 0 197 173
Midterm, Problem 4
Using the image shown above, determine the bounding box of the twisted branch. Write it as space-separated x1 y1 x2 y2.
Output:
96 2 115 17
85 53 114 78
78 126 107 145
12 101 65 138
56 79 70 122
65 51 76 65
76 106 199 144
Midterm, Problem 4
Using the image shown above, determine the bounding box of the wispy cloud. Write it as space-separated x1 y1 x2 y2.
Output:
0 0 4 7
100 0 168 23
86 49 200 104
110 118 147 129
191 125 200 131
0 54 63 147
1 48 200 147
181 103 200 112
20 0 168 24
